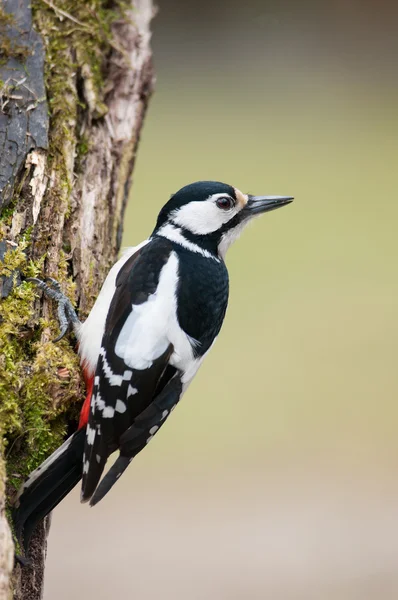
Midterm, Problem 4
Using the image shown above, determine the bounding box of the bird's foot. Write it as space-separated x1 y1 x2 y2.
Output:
28 277 81 342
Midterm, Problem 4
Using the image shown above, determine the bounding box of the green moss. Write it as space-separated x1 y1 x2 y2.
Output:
75 133 91 174
0 240 83 492
76 135 90 158
0 197 18 224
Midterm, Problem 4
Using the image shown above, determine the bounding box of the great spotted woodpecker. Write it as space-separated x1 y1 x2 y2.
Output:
13 181 293 552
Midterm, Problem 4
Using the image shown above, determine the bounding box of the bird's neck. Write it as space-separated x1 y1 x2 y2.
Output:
154 222 221 260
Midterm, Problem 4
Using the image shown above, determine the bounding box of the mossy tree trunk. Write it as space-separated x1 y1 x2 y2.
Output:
0 0 154 598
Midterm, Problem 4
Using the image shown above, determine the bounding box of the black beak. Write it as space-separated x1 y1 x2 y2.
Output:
244 195 294 217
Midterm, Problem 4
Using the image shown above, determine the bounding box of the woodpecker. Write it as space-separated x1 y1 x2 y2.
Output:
13 181 293 552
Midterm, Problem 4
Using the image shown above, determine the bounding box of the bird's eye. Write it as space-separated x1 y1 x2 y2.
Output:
216 196 233 210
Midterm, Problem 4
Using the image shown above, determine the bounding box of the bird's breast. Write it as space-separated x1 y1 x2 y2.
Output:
175 249 229 357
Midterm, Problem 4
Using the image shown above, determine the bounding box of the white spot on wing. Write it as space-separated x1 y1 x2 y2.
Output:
95 392 106 412
127 384 138 397
115 399 127 413
83 460 89 474
86 424 96 445
103 405 115 418
146 424 159 444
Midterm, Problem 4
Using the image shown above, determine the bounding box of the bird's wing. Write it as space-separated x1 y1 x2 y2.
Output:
89 372 183 506
81 237 180 502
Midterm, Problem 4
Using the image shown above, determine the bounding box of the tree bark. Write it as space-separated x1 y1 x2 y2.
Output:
0 0 154 598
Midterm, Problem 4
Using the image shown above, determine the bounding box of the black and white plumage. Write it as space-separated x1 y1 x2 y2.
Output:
13 181 293 551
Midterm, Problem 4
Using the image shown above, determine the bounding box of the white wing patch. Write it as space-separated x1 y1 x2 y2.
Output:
114 251 196 373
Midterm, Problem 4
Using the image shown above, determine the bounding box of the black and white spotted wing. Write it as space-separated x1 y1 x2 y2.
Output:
89 373 183 506
81 238 181 503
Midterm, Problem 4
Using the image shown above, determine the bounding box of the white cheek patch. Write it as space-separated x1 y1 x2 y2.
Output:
171 194 238 235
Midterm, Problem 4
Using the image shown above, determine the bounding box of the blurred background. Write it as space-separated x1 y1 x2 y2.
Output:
45 1 398 598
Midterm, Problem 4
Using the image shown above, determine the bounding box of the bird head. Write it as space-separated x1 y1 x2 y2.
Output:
154 181 293 258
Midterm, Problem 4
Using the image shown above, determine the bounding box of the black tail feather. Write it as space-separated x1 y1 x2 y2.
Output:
89 455 131 507
12 428 85 554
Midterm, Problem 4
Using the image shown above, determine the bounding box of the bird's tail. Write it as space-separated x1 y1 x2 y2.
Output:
89 455 131 507
12 427 86 554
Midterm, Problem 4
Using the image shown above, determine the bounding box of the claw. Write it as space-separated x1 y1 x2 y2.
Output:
27 277 81 341
53 301 69 342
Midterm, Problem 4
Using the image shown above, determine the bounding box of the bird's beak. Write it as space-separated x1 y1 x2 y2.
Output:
244 195 294 217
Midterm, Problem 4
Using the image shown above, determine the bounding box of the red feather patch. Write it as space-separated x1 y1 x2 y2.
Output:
78 366 94 429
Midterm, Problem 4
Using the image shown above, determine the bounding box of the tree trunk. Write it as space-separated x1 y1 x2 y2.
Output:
0 0 154 597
